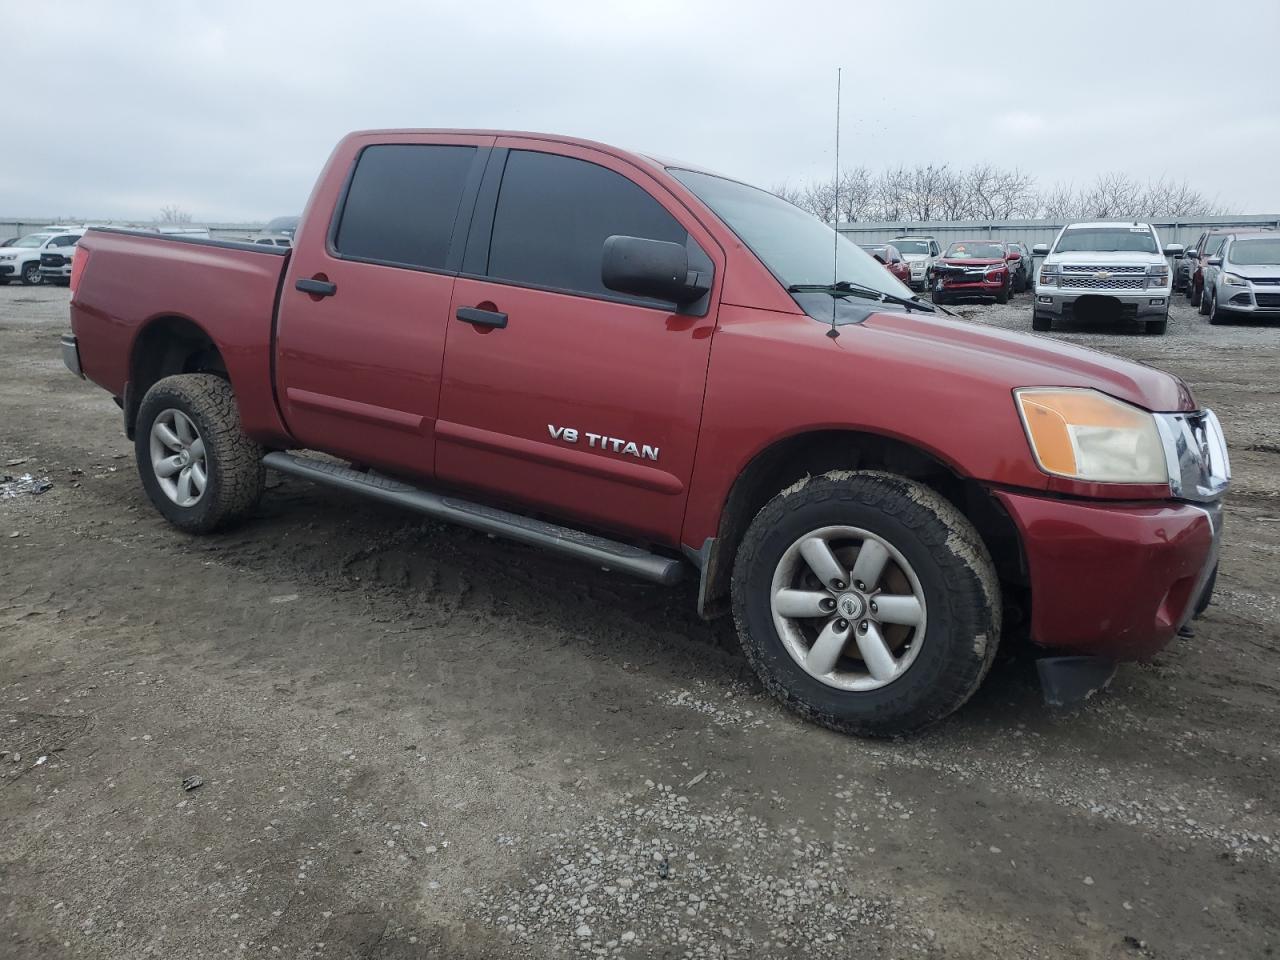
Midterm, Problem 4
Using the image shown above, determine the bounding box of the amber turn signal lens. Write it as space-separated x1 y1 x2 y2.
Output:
1015 388 1168 484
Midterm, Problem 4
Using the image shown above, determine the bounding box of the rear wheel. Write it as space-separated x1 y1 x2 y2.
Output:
731 471 1000 737
21 262 41 285
135 374 265 533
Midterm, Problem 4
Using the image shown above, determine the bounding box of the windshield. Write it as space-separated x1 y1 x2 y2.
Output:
892 239 930 255
669 169 912 298
1229 238 1280 266
945 241 1004 259
1054 228 1158 254
15 234 52 248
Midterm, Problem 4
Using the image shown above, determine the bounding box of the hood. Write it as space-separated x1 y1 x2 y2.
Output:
860 309 1195 412
899 252 930 263
1045 250 1164 266
1226 262 1280 280
938 257 1005 267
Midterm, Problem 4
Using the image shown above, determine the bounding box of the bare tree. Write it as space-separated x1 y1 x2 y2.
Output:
157 205 193 225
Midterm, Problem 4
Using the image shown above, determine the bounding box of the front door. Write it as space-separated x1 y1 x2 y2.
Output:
275 134 491 478
434 142 724 543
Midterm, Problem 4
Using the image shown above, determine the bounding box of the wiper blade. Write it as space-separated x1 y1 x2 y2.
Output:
787 280 937 314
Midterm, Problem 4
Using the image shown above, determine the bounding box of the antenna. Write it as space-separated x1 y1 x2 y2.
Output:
827 67 842 340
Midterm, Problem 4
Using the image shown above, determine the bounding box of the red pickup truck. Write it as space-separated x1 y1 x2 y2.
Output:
61 129 1230 736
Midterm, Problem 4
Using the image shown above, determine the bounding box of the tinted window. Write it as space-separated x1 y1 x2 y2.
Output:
335 144 476 270
488 151 687 302
1205 234 1227 256
50 234 80 248
1054 228 1158 254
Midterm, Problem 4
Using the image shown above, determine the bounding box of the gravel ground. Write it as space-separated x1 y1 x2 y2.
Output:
1 283 1278 959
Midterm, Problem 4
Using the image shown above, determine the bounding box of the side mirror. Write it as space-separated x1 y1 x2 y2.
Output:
1185 249 1197 258
1032 243 1049 256
1208 256 1222 267
601 236 711 305
1006 252 1022 262
1163 243 1184 258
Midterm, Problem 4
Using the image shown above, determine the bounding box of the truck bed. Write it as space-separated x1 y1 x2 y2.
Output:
70 228 294 444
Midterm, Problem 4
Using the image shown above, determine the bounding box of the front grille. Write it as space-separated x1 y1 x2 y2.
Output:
1251 277 1280 286
40 253 67 267
1255 293 1280 307
1060 275 1146 290
1063 264 1145 274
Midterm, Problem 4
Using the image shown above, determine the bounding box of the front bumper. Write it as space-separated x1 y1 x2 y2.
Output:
1213 284 1280 316
40 264 72 279
936 278 1006 297
1033 286 1170 319
996 490 1222 660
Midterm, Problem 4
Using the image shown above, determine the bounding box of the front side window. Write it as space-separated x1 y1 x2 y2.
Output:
50 234 80 248
487 150 687 304
1205 234 1227 257
334 144 477 270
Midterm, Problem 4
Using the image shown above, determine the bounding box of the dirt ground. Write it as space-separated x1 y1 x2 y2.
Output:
2 282 1278 960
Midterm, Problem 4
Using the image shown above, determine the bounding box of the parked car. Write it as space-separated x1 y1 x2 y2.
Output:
0 236 20 247
1004 241 1034 293
1185 228 1234 306
0 229 81 285
1200 232 1280 324
38 229 87 285
1032 222 1173 334
1172 245 1195 293
889 236 940 291
62 128 1228 737
857 243 912 286
931 240 1013 304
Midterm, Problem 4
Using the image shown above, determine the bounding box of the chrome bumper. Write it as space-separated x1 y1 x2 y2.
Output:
61 333 83 378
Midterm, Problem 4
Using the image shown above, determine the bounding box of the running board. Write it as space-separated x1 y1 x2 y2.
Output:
262 452 684 585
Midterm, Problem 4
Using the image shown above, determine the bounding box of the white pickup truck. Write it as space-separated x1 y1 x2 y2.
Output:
1032 221 1174 335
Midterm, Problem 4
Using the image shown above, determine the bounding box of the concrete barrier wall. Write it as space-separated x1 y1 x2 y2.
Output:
0 219 264 243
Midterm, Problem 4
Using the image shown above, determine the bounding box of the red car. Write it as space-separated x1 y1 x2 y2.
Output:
60 129 1228 737
858 243 913 286
932 240 1013 304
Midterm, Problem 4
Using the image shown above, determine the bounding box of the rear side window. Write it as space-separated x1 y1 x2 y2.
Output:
487 150 687 303
334 144 476 270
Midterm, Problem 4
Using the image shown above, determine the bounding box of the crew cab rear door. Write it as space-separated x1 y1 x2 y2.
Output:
434 140 724 543
275 133 493 477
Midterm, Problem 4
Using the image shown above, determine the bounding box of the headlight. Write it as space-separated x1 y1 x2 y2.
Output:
1015 388 1168 484
1038 264 1059 286
1223 273 1248 286
0 254 15 261
1145 264 1170 289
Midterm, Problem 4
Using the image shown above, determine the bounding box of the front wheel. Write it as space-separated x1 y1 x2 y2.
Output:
731 471 1001 737
1208 289 1226 325
21 262 42 285
1198 287 1212 316
1145 316 1168 335
135 374 265 533
1032 312 1052 331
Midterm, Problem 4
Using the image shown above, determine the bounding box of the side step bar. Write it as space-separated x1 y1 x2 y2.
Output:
262 452 685 585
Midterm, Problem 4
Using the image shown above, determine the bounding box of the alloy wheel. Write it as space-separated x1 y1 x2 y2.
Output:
149 409 208 507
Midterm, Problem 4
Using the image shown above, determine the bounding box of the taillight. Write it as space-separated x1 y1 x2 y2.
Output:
70 247 89 297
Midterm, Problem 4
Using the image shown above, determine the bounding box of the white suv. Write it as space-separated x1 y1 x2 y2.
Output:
0 228 80 285
1032 222 1174 335
889 236 940 292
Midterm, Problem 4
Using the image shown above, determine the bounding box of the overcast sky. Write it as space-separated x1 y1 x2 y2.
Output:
6 0 1279 223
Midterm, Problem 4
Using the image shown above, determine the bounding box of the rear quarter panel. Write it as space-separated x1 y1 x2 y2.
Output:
71 231 292 445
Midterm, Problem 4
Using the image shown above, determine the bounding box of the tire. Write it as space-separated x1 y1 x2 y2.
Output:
996 283 1010 305
731 471 1001 737
1208 289 1225 325
1198 286 1212 316
21 262 42 285
1145 317 1167 335
134 373 265 534
932 289 948 306
1032 312 1052 332
1190 283 1201 307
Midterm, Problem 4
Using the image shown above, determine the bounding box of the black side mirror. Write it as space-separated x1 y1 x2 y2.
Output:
1032 243 1050 256
1163 243 1184 258
1185 249 1198 258
602 236 711 305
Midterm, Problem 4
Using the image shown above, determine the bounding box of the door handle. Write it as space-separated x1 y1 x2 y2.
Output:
456 306 508 329
296 277 337 297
